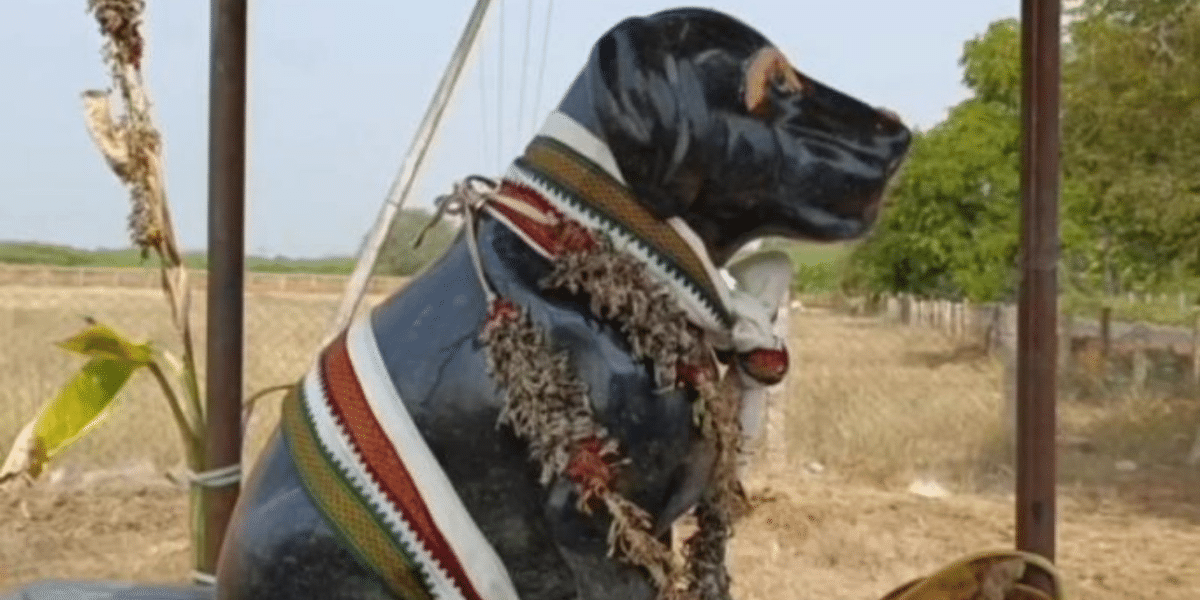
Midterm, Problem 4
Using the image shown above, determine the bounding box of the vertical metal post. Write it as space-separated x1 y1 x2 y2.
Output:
205 0 248 576
1017 0 1060 592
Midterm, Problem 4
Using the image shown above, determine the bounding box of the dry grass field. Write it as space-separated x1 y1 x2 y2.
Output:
0 284 381 473
2 285 1199 598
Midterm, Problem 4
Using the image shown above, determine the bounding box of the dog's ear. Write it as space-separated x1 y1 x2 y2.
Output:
580 13 762 220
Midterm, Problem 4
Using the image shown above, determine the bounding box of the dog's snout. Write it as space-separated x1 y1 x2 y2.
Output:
875 107 904 133
875 107 912 162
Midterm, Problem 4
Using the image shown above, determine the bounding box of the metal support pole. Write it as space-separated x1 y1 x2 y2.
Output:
204 0 248 576
1017 0 1060 593
322 0 494 344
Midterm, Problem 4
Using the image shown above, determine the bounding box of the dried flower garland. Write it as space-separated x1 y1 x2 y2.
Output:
478 226 749 600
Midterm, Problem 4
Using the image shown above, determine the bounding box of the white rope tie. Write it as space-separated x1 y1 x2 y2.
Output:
191 570 218 586
418 176 501 303
187 463 242 489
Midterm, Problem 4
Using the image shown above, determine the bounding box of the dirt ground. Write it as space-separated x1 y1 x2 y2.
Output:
2 308 1199 599
2 468 1198 599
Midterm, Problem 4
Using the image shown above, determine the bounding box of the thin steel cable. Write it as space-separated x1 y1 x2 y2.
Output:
517 0 535 138
531 0 554 138
478 24 492 171
496 0 506 167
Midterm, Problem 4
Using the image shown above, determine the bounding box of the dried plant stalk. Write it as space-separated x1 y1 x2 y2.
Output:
80 0 214 577
82 0 202 427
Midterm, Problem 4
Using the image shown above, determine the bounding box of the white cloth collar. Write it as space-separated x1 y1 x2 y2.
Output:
530 111 791 354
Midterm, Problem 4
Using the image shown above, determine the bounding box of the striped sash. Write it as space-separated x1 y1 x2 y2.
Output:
282 317 521 600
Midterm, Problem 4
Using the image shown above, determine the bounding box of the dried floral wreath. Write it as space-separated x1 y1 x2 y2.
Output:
431 173 755 600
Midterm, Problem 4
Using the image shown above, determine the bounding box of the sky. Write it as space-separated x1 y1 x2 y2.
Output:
0 1 1019 259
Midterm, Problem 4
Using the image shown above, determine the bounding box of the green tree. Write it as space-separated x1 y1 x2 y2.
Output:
847 19 1033 302
373 208 460 276
847 6 1199 301
1063 0 1200 292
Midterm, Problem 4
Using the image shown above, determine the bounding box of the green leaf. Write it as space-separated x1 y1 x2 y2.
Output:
37 358 139 459
1 325 151 483
56 323 153 365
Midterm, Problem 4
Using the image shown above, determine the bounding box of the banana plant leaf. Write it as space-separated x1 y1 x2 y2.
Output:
0 324 154 483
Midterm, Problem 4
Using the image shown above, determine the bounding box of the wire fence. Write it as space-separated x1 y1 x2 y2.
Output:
0 264 407 296
4 269 1200 599
868 293 1200 466
874 294 1200 396
0 268 405 480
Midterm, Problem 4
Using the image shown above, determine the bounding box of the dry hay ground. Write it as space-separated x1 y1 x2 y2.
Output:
2 287 1200 598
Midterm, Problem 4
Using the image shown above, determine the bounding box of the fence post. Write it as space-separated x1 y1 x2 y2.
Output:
1100 306 1112 362
963 302 972 341
964 302 974 345
987 304 1001 354
957 301 968 339
1191 310 1200 388
1188 425 1200 466
950 301 959 338
1001 342 1017 445
1132 347 1149 391
1060 310 1074 377
1187 316 1200 464
955 302 964 340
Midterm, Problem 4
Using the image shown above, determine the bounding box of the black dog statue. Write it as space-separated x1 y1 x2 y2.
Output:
5 7 910 600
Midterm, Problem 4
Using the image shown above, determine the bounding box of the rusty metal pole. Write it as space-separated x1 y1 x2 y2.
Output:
1017 0 1060 592
204 0 248 578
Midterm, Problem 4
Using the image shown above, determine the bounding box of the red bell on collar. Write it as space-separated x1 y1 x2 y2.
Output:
737 347 788 386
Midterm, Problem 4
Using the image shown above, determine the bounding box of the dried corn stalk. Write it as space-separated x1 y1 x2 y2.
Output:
82 0 200 417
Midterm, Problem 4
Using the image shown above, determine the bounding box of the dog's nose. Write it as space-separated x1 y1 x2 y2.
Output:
875 107 912 159
875 107 904 133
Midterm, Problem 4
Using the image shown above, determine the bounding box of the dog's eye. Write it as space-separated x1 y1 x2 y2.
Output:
772 65 804 96
744 47 803 117
771 70 793 93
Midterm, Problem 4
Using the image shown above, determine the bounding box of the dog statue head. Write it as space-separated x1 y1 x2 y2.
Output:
552 7 911 265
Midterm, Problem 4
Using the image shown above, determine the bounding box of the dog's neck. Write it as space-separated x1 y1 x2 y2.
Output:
483 111 786 364
535 111 628 188
489 112 732 335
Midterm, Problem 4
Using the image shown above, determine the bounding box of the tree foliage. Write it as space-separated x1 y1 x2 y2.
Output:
847 20 1027 302
374 208 460 277
847 4 1200 301
1064 0 1200 291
